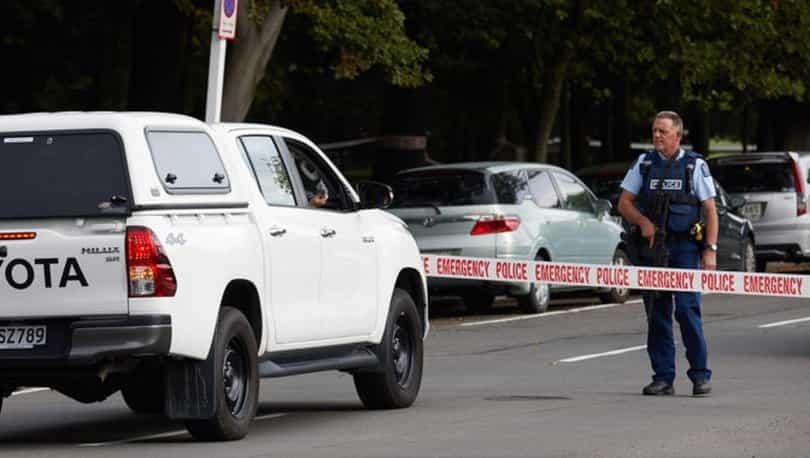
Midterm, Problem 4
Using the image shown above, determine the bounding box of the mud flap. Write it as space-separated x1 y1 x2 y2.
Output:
164 352 217 420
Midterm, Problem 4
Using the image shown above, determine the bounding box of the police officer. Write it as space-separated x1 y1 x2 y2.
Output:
617 111 718 397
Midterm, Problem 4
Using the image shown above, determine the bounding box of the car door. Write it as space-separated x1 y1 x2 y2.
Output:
551 171 616 264
237 135 323 345
524 168 572 262
281 137 378 341
714 180 744 271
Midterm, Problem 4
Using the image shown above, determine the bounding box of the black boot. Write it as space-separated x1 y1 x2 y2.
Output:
643 381 674 396
692 379 712 397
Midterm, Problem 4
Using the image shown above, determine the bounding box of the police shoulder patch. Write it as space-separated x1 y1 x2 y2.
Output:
701 162 711 178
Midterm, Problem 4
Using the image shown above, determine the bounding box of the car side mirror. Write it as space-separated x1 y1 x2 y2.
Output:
356 181 394 209
595 198 612 218
728 195 746 211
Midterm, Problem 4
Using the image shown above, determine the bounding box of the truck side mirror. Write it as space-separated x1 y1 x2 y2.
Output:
356 181 394 209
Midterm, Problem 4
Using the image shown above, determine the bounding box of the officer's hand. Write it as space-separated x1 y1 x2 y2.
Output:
639 218 656 247
701 250 717 271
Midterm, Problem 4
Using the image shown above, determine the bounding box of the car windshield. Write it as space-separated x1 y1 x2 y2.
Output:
390 170 495 207
709 161 795 193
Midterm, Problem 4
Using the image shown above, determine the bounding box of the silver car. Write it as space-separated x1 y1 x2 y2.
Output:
387 162 628 313
708 152 810 271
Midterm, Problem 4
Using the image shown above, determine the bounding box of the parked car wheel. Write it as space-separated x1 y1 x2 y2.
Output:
599 248 631 304
518 254 551 314
185 307 259 441
121 368 164 414
354 288 423 409
740 239 756 272
462 290 495 313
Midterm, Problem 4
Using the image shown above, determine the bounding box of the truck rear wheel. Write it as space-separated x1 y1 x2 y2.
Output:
354 288 423 409
121 369 164 414
185 307 259 441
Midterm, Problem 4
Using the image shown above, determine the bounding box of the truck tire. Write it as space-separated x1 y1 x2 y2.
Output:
121 369 165 414
185 307 259 441
599 248 631 304
354 288 423 409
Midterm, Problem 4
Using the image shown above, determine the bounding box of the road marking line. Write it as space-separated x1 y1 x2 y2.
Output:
78 413 287 447
79 430 189 447
557 345 647 363
758 316 810 328
459 299 642 328
11 387 49 397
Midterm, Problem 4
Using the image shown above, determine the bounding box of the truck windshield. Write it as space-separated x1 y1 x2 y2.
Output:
0 131 132 219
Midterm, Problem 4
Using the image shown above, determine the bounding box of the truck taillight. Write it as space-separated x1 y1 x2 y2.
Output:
126 226 177 297
470 215 521 235
791 159 806 216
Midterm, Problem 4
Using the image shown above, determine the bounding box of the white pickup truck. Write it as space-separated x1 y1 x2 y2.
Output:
0 112 428 441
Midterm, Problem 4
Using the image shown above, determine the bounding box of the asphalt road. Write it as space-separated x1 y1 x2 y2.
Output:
2 291 810 457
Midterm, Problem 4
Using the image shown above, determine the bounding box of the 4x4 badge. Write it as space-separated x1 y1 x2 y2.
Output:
423 216 436 228
166 233 187 246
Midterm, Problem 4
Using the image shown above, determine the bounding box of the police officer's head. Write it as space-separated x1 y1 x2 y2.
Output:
652 111 683 158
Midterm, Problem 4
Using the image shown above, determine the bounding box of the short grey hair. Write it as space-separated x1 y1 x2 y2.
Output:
655 111 683 134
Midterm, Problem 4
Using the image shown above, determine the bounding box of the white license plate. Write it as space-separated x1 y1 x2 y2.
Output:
0 326 47 349
741 203 763 221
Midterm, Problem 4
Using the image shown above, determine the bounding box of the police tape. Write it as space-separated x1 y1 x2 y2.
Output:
421 254 809 298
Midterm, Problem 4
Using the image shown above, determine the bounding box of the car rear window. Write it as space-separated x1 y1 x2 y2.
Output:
491 171 530 204
391 170 495 207
709 160 795 193
0 131 132 219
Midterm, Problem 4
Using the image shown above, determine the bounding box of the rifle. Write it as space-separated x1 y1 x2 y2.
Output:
649 194 670 267
627 194 669 267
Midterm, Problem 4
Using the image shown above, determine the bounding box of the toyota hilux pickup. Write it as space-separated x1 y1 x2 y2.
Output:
0 112 428 441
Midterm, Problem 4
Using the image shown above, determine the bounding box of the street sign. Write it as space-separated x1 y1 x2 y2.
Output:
218 0 238 40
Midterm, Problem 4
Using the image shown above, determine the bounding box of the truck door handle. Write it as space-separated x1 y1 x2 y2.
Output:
269 226 287 237
320 228 337 238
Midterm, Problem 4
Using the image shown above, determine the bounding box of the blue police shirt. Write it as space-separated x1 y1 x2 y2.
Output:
620 149 716 202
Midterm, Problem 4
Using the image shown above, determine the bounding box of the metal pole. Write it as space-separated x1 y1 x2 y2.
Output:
205 0 226 123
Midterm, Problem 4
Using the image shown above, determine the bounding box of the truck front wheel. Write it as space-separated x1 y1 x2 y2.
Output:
353 288 423 409
185 307 259 441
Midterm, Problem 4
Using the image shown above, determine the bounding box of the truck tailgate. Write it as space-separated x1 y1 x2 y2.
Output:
0 219 128 318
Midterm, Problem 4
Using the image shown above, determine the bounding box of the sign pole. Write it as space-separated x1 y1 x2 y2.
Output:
205 0 226 123
205 0 238 122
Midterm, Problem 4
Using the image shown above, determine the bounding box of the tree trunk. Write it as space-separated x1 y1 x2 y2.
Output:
531 0 589 164
533 51 573 163
221 1 289 122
